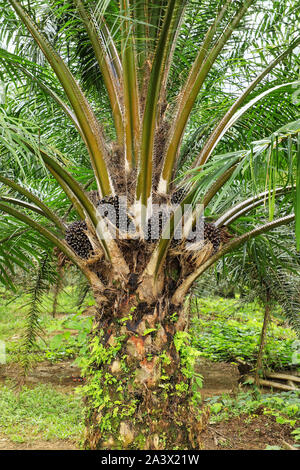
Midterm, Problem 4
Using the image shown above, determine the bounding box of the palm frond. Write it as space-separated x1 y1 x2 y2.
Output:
18 251 56 376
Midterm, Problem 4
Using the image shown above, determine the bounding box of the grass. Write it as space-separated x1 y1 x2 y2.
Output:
0 286 88 445
0 287 299 447
0 383 84 443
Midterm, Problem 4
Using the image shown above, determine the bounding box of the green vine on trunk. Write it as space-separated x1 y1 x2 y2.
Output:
174 331 204 409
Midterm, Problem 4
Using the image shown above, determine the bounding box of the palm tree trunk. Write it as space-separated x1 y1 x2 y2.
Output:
82 284 207 450
52 264 64 317
255 290 271 385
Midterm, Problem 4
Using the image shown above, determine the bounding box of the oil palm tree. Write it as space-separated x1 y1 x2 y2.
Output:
0 0 299 449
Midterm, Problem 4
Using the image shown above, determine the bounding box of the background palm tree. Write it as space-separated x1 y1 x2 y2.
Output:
0 0 299 449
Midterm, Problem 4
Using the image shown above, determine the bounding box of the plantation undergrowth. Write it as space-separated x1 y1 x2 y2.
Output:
191 297 298 369
0 288 299 448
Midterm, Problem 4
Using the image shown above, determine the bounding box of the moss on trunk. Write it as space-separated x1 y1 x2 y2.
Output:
80 290 208 450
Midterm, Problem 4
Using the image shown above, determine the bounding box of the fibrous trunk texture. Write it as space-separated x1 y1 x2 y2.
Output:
82 286 208 450
61 191 220 449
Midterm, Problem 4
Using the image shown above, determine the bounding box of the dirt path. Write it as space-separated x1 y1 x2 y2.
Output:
197 358 240 398
0 357 241 395
0 435 77 450
0 360 82 389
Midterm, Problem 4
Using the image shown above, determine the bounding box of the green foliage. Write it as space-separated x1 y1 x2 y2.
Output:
174 331 203 406
75 330 138 437
0 284 93 364
0 0 298 289
42 313 93 363
174 331 200 378
193 226 300 335
291 427 300 441
0 383 84 443
206 390 300 431
191 297 298 368
19 252 56 374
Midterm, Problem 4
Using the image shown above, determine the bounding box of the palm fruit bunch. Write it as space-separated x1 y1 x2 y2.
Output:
203 222 221 252
180 220 220 252
65 220 93 259
171 187 221 251
146 209 166 243
144 188 187 243
171 187 186 206
97 195 134 234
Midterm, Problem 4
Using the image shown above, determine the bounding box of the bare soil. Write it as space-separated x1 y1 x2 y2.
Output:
202 413 295 450
0 359 298 451
0 360 82 391
0 435 77 450
197 358 241 399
